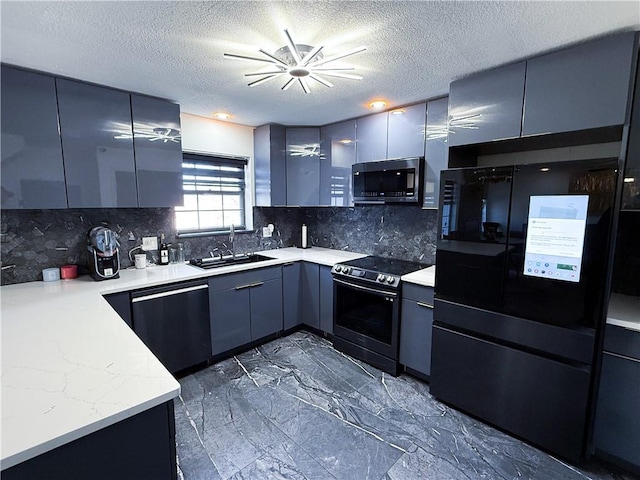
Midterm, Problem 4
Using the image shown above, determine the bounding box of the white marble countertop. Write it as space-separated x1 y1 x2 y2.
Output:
401 265 436 288
607 293 640 333
0 247 372 469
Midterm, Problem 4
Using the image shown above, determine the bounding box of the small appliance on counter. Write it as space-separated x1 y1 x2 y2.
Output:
87 225 120 281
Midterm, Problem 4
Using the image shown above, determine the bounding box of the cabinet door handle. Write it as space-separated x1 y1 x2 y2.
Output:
235 281 264 290
416 301 434 309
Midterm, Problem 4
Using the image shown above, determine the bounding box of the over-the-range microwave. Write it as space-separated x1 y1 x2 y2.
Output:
353 157 424 204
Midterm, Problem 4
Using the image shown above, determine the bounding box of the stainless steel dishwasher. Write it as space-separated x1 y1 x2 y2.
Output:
131 280 211 374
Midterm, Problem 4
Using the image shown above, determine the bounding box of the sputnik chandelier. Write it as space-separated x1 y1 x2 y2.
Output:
223 29 367 93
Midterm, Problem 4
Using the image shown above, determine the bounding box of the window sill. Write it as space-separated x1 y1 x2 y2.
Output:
176 229 252 239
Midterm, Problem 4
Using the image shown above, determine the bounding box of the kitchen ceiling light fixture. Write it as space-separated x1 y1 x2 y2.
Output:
223 29 366 94
213 112 231 120
369 100 387 109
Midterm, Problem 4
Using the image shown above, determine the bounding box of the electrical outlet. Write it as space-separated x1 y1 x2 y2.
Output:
262 227 272 238
142 236 158 251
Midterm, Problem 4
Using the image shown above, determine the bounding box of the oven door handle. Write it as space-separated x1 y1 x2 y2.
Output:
333 277 398 298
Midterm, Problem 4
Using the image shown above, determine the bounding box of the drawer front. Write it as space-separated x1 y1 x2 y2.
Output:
603 324 640 360
402 283 434 305
208 266 282 292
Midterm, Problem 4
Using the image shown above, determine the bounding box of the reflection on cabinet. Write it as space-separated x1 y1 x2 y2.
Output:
319 266 334 334
594 324 640 471
1 66 68 209
57 78 137 208
423 97 449 209
522 32 636 137
209 266 283 355
356 112 388 163
387 103 426 159
399 284 434 378
286 127 321 206
131 95 183 207
623 48 640 211
448 62 526 147
254 124 286 206
320 120 356 206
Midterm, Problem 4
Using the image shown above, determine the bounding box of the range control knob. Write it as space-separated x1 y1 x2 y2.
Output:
387 277 396 285
343 267 351 274
335 265 342 272
378 274 386 282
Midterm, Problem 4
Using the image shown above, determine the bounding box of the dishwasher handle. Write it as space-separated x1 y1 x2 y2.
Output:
131 283 208 303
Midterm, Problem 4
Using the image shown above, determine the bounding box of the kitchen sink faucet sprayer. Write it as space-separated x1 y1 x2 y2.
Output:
229 224 235 259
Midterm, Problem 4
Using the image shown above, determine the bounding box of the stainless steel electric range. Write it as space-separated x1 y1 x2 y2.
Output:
331 255 428 375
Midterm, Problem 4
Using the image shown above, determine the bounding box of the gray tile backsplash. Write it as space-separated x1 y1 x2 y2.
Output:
1 205 438 285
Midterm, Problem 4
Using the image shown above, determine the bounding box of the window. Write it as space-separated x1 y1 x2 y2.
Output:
175 152 248 235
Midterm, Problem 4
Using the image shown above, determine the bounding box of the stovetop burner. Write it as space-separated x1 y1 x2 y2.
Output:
332 255 428 289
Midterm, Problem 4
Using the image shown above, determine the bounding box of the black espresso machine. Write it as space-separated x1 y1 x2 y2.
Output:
87 225 120 281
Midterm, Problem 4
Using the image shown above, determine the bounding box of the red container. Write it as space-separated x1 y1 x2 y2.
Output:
60 265 78 279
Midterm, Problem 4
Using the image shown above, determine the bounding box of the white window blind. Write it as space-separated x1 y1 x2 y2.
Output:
175 153 248 235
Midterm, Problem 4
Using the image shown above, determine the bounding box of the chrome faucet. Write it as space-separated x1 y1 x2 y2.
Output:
229 224 235 259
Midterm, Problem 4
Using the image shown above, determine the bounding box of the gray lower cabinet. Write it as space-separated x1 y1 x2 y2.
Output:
2 401 177 480
56 78 138 208
131 94 183 207
387 103 426 159
301 262 321 329
1 66 68 209
320 120 356 206
423 97 449 209
356 111 388 163
286 127 321 206
448 61 526 147
522 31 636 137
319 266 334 334
594 324 640 470
209 266 283 355
283 262 302 330
254 124 286 207
399 283 434 377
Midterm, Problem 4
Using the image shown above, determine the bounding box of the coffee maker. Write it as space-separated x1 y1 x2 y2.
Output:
87 225 120 281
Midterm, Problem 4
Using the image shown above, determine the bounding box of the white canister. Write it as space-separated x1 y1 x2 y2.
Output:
134 254 147 269
42 267 60 282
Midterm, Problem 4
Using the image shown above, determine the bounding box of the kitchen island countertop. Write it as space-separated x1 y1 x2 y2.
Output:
0 247 370 470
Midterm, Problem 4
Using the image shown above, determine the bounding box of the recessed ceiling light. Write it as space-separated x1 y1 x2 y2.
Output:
390 109 404 115
339 139 353 144
540 167 550 172
213 112 231 120
370 100 386 109
224 29 366 94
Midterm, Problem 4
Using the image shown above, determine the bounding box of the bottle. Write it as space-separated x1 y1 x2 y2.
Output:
158 234 169 265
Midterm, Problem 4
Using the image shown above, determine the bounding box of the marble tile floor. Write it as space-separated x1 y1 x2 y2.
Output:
174 331 636 480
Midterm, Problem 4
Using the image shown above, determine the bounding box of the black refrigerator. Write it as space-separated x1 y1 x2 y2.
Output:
431 158 618 462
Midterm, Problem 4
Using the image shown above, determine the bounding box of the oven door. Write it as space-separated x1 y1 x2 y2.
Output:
333 277 400 359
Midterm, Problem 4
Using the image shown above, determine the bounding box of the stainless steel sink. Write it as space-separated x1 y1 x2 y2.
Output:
189 253 272 270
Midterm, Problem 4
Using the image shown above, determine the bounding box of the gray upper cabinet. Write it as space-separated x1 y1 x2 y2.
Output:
56 78 137 208
448 62 526 147
522 32 636 137
286 127 321 206
387 103 426 159
356 112 388 163
423 97 449 209
320 119 356 206
131 95 183 207
254 124 286 207
1 66 67 209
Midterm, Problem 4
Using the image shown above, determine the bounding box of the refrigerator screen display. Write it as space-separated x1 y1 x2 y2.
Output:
523 195 589 283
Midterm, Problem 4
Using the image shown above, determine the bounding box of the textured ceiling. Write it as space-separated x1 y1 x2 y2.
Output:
1 1 639 127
